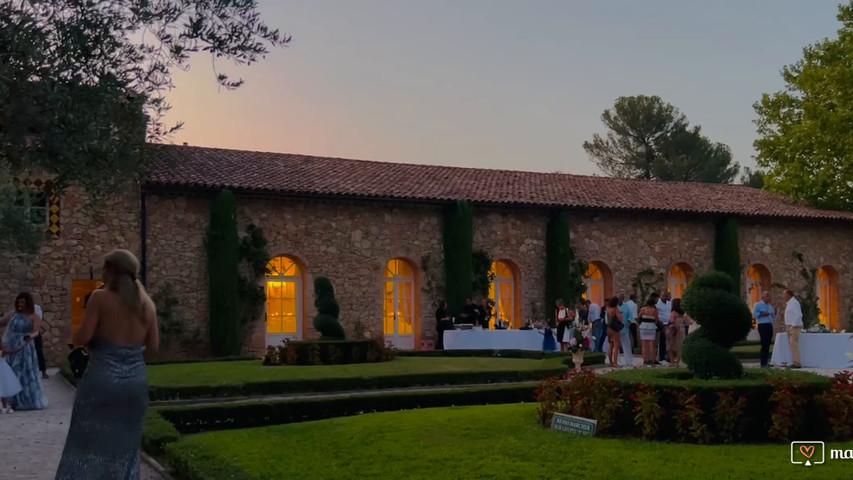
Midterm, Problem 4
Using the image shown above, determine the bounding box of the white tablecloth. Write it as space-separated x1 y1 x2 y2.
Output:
770 333 853 369
443 329 544 351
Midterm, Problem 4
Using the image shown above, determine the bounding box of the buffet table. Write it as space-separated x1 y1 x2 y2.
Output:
443 329 544 351
770 333 853 369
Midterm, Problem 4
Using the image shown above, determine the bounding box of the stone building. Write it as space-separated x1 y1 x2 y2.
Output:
4 144 853 363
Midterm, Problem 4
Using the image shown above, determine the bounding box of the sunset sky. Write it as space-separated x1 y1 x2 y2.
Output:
163 0 842 176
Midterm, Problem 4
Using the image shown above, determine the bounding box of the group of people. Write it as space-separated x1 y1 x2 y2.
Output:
1 249 160 479
753 288 804 368
549 291 693 368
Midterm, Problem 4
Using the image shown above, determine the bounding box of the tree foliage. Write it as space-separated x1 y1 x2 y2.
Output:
207 189 241 356
739 167 765 189
443 200 474 315
583 95 740 183
713 217 741 296
0 0 289 253
754 2 853 210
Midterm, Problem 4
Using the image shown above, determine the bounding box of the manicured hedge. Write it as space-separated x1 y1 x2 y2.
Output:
207 189 242 357
398 349 605 364
713 217 741 295
147 355 259 366
158 384 539 434
601 368 832 443
264 338 393 365
148 365 568 401
142 410 181 455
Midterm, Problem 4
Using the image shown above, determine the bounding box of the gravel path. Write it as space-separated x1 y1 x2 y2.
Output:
0 368 165 480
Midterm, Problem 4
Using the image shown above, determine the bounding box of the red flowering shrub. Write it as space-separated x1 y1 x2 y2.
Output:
535 370 622 432
673 390 712 444
632 383 663 439
816 370 853 440
713 391 747 444
767 377 809 442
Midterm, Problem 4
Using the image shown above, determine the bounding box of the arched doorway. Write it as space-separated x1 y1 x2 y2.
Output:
384 258 418 349
668 263 694 300
265 256 304 346
489 260 521 329
746 264 771 309
584 261 612 308
817 265 840 330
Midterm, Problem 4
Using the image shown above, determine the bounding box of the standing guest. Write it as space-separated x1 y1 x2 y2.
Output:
479 298 493 329
0 293 48 410
577 301 589 329
595 299 608 353
588 299 601 349
31 293 49 379
555 299 573 352
435 300 451 350
618 295 634 367
782 289 803 369
55 249 159 479
605 298 624 368
656 291 672 364
666 299 688 366
625 293 639 349
638 298 660 366
753 291 776 368
458 297 479 326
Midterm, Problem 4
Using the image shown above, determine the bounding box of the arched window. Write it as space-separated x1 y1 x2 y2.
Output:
266 256 304 344
746 264 771 309
817 265 840 330
488 260 520 329
668 263 694 300
384 258 417 349
584 261 612 308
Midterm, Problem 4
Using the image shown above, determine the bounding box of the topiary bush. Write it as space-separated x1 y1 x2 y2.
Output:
681 271 752 379
312 277 346 340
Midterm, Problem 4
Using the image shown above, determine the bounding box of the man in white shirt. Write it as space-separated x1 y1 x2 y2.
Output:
625 293 639 347
656 291 672 363
783 289 803 368
588 301 602 352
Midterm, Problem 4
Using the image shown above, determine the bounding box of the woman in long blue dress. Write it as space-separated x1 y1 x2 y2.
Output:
55 249 159 480
0 292 48 411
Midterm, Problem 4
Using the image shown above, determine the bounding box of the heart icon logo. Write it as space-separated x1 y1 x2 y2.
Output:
800 445 815 459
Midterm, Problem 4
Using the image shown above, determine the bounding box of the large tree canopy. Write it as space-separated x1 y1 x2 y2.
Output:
754 1 853 211
583 95 740 183
0 0 289 255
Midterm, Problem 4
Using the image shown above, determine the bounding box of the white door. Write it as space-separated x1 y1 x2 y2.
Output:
384 275 415 349
266 276 302 346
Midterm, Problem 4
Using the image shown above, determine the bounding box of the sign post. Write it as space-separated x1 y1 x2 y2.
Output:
550 413 597 436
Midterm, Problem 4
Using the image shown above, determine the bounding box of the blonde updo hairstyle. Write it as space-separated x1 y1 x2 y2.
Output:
103 249 154 322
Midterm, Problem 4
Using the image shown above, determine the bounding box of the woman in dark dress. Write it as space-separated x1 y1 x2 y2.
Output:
55 249 159 479
555 299 574 352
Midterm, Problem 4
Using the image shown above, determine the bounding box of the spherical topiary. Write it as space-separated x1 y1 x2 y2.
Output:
313 277 346 340
680 271 752 379
682 333 744 379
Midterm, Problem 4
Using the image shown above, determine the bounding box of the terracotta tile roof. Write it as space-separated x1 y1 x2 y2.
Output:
146 145 853 222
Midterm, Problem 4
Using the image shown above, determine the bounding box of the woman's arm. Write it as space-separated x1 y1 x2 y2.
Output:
75 290 102 346
144 305 159 352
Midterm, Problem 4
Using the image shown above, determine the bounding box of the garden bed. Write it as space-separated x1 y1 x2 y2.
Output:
536 368 841 444
163 403 853 480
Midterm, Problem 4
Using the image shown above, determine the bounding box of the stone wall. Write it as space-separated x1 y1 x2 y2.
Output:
0 186 140 365
18 184 853 364
740 219 853 331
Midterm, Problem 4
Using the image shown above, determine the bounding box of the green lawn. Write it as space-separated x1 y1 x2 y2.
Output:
166 403 853 480
147 356 567 388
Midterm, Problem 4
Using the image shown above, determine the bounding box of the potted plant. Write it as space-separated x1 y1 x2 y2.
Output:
568 322 589 371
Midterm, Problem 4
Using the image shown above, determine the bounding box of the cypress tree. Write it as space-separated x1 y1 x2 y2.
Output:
545 211 572 316
207 189 242 356
443 200 474 315
713 217 741 296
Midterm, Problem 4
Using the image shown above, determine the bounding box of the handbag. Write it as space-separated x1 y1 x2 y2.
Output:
67 345 89 379
608 316 624 332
